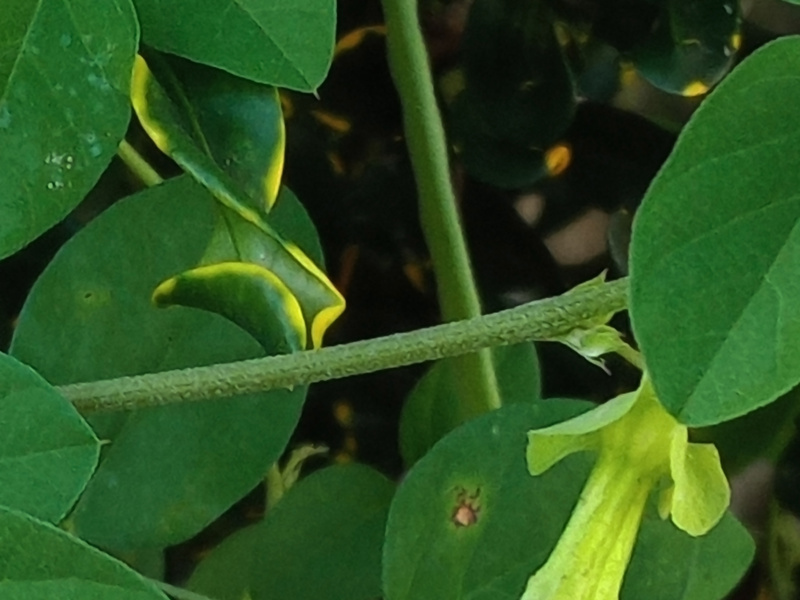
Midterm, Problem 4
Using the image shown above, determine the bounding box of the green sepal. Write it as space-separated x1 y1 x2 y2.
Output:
542 273 638 370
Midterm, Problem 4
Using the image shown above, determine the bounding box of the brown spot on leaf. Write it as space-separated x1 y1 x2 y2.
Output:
451 486 481 528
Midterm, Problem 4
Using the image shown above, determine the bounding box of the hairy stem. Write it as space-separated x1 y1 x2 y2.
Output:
59 278 628 414
380 0 501 417
117 140 164 187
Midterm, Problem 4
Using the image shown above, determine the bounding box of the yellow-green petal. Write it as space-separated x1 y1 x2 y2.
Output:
527 391 637 475
667 428 730 536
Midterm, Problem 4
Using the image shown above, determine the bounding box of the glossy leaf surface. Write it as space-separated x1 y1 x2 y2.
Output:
383 401 753 600
132 56 345 348
0 507 165 599
189 464 394 600
131 0 335 91
139 52 285 213
630 0 739 96
0 0 138 259
0 352 98 523
399 343 541 466
630 37 800 426
10 176 307 549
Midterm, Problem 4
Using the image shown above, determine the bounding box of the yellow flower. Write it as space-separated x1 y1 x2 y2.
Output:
521 377 730 600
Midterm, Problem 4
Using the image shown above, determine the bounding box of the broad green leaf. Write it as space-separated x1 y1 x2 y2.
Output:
0 506 165 599
153 261 307 353
383 401 753 600
10 176 307 549
0 581 155 600
132 55 345 348
189 464 394 600
385 400 593 600
622 512 753 600
0 352 98 523
399 343 541 467
131 0 335 92
154 185 329 353
630 37 800 426
0 0 138 259
630 0 740 96
186 524 259 600
139 52 285 213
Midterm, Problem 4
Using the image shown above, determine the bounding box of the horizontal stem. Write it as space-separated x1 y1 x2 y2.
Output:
59 278 629 415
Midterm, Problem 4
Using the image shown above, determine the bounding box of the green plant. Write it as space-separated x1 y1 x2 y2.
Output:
2 1 800 599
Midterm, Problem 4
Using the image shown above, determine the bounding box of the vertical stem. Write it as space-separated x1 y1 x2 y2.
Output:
117 140 164 187
381 0 501 415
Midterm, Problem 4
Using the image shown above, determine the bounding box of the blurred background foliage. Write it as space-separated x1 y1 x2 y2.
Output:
4 0 800 595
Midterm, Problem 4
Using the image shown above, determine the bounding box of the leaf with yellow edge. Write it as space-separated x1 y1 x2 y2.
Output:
630 0 740 96
132 54 345 348
197 201 344 349
153 262 307 353
142 51 286 212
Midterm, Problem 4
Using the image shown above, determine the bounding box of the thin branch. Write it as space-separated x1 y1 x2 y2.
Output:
59 278 629 414
381 0 501 415
117 140 164 187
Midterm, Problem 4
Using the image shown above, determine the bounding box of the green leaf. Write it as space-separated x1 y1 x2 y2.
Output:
153 261 308 353
131 0 335 92
459 0 574 147
623 512 754 600
448 0 574 187
188 464 394 600
450 111 549 188
630 36 800 426
10 176 306 549
630 0 740 96
0 581 156 600
399 343 541 467
383 400 753 600
153 185 329 353
385 400 593 600
0 352 98 523
695 388 800 474
0 0 138 259
186 525 259 600
139 52 286 213
0 506 165 599
132 55 345 348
